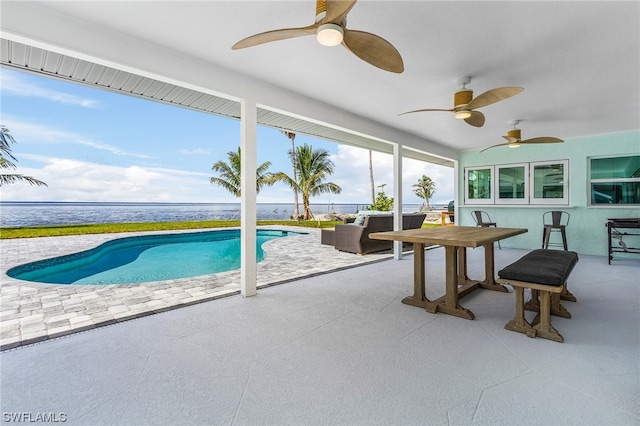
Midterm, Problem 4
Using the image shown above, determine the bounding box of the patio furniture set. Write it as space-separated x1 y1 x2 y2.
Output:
367 226 579 344
322 210 586 343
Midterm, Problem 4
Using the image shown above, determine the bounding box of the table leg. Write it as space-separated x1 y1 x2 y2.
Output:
479 243 508 292
426 246 474 319
455 246 482 298
457 246 470 284
401 242 433 308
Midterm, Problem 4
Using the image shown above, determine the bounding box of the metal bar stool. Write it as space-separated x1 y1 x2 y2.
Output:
471 210 501 249
542 211 570 250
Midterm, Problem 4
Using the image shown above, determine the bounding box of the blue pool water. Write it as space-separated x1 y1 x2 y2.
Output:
7 229 300 285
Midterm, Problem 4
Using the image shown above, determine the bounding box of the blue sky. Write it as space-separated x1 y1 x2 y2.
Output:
0 67 453 205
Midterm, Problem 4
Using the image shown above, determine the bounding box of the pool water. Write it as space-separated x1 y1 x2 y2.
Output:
7 229 300 285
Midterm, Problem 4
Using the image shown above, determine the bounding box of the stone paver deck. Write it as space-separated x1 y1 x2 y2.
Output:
0 226 393 350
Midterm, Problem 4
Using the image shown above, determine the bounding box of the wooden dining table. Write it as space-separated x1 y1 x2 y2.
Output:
370 226 528 320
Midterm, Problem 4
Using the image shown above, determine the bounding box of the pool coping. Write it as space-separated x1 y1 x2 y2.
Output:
0 226 394 351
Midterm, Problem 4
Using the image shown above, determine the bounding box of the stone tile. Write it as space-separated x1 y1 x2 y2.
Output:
107 306 130 315
20 321 48 333
68 314 93 325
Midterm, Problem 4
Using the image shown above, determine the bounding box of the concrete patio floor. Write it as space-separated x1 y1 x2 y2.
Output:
1 230 639 425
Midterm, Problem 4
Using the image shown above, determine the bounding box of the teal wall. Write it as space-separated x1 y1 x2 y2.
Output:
458 130 639 256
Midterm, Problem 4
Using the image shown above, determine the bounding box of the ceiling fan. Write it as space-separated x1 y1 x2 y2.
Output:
400 77 523 127
480 120 564 152
231 0 404 73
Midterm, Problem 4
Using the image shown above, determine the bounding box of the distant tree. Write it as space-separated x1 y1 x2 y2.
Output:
413 175 437 211
209 147 275 196
368 184 394 211
273 144 341 220
0 125 47 187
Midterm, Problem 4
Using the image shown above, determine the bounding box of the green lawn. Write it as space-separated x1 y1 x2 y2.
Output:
0 220 440 239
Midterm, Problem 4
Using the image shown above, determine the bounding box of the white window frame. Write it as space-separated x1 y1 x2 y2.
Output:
495 163 529 205
588 154 640 206
529 160 569 205
465 166 494 205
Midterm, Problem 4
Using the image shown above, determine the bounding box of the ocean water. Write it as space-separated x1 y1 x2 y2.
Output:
0 202 437 228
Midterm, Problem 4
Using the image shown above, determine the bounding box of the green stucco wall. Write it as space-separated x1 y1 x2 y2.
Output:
458 130 639 257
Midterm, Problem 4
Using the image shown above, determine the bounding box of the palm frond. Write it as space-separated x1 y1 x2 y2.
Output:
210 147 276 196
0 174 48 187
0 126 18 163
0 126 47 187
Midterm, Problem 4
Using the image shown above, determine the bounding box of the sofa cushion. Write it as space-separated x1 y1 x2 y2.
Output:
353 210 388 226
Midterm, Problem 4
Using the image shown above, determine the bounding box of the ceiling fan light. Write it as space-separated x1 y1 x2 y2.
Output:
508 143 521 148
454 110 472 120
316 24 344 46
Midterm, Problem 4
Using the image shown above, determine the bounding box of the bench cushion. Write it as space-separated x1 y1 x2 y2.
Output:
498 249 579 286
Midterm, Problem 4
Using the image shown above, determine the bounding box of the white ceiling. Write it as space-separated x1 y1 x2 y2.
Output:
2 1 639 153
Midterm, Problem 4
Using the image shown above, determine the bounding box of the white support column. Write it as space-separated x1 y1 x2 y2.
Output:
393 142 403 260
452 159 459 225
240 99 257 297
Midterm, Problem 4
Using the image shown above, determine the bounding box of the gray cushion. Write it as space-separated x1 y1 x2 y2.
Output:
353 210 387 226
498 249 579 286
353 214 366 226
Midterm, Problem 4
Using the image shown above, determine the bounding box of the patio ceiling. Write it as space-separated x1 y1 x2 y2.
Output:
0 39 452 167
1 1 639 156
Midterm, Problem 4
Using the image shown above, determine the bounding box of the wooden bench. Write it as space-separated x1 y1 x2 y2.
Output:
497 249 579 343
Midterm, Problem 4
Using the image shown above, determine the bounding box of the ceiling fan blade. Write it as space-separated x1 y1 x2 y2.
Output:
324 0 358 23
484 136 563 152
521 137 564 144
502 135 519 143
342 29 404 73
480 142 511 153
464 111 485 127
399 108 454 115
232 25 318 50
466 87 524 110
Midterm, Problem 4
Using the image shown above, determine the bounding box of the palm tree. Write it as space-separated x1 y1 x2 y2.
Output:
209 147 275 196
274 144 341 220
413 175 437 211
282 131 299 219
0 125 47 187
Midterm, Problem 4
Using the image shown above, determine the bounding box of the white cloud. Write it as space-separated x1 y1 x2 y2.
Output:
1 118 81 144
1 71 100 108
177 148 211 155
258 145 454 206
0 157 219 203
1 117 155 159
328 145 454 206
1 146 453 205
77 140 156 159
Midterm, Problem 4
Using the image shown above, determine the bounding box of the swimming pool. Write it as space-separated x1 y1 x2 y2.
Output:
7 229 301 285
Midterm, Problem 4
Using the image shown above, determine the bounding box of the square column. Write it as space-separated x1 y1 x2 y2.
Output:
240 99 257 297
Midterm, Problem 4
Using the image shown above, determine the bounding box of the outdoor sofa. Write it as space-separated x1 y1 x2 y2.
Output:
327 212 426 254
